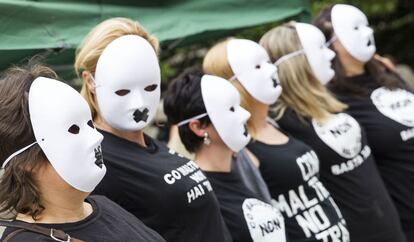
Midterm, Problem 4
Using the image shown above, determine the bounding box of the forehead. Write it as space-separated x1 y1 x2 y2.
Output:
296 23 325 47
227 39 269 64
95 35 160 88
29 78 91 122
201 75 240 107
332 4 368 26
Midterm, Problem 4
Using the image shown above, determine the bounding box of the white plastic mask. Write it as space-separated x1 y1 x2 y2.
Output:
29 77 106 192
201 75 251 152
331 4 376 62
94 35 161 131
296 23 336 85
227 39 282 105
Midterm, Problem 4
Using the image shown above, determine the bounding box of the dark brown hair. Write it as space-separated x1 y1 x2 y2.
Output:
313 5 408 96
0 62 57 220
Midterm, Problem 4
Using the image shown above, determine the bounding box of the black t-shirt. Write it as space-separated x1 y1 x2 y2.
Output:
0 195 165 242
93 130 231 242
276 110 406 242
205 168 287 242
233 149 272 204
248 135 349 242
331 74 414 238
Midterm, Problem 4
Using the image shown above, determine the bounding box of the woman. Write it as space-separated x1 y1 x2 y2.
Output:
163 68 286 242
202 37 349 242
259 21 406 242
314 4 414 240
0 63 164 241
75 18 231 242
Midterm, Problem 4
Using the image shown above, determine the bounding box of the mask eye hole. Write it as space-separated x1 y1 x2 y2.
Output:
144 84 158 92
354 26 359 30
68 124 80 134
255 65 261 69
87 120 95 129
230 106 235 112
115 89 130 96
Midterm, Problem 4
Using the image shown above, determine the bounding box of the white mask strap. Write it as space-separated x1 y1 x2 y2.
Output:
177 113 208 127
274 49 305 66
2 141 38 169
326 36 337 47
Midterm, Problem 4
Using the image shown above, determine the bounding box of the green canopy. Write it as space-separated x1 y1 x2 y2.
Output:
0 0 310 77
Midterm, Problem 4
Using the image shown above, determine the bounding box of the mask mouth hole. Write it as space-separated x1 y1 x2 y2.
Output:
94 146 104 168
243 125 249 137
367 39 372 46
272 77 278 88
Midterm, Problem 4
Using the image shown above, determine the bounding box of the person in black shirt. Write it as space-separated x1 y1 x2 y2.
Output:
164 68 287 242
259 21 406 242
0 64 164 242
203 36 349 242
314 4 414 241
75 18 231 242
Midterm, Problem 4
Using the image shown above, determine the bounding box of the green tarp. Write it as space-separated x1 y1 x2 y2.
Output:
0 0 310 77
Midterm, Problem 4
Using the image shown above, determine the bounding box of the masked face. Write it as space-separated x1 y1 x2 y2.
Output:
94 35 161 131
331 4 376 62
296 23 336 85
227 39 282 105
29 77 106 192
201 75 251 152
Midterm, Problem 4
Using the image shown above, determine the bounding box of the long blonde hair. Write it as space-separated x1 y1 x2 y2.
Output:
74 17 159 119
259 22 347 122
202 39 260 138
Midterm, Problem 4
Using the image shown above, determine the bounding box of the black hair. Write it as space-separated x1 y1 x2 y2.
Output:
163 67 211 153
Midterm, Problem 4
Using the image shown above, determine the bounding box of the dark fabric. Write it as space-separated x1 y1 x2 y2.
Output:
276 110 406 242
331 73 414 241
233 149 272 203
205 169 287 242
248 135 349 242
0 195 165 242
93 130 232 242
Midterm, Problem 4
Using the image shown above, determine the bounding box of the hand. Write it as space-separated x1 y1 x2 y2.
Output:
374 54 398 73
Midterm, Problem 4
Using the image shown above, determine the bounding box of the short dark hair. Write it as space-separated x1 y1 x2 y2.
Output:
0 62 57 220
163 67 211 153
313 5 409 96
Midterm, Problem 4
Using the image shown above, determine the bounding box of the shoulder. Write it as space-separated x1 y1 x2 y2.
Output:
1 227 45 242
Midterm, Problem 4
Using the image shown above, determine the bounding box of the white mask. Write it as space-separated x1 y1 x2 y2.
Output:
296 22 336 85
201 75 251 152
94 35 161 131
29 77 106 192
331 4 376 62
227 39 282 105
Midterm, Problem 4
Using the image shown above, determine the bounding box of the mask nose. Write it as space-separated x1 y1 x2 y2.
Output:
239 107 251 123
325 48 336 61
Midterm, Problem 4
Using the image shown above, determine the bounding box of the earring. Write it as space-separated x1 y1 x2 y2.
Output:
203 132 211 145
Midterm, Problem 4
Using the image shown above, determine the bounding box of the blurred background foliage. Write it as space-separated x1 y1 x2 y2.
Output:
158 0 413 89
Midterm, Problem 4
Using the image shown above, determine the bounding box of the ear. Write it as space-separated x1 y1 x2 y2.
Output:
82 71 96 95
188 120 207 138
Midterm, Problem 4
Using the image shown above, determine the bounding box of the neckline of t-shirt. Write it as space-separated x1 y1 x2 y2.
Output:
12 196 100 231
203 168 241 182
98 128 159 154
252 132 293 148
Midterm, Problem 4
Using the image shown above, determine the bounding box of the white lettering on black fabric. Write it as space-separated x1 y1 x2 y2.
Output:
164 149 214 204
272 151 350 241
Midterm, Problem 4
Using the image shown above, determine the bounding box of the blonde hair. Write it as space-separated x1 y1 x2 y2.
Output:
74 17 159 119
202 39 259 138
259 22 347 122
